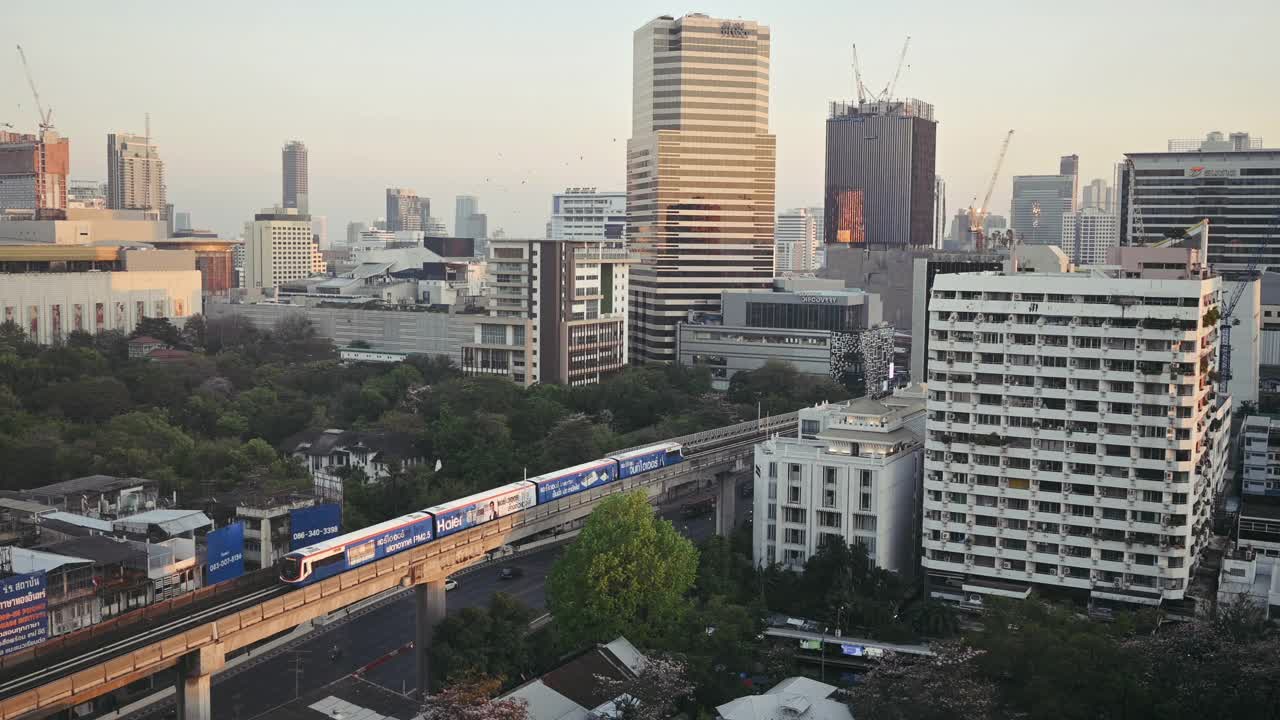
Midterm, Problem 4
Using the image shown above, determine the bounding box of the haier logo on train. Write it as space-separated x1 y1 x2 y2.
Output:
437 514 465 533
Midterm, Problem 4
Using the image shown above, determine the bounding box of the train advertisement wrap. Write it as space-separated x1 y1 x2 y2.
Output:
289 503 342 551
615 444 683 479
426 482 537 538
531 460 617 504
344 515 433 568
206 522 245 585
0 571 48 657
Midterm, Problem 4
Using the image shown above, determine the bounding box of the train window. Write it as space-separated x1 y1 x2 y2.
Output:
313 553 345 570
280 556 302 580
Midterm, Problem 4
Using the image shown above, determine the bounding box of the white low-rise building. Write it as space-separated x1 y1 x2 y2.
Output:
922 247 1232 610
280 429 424 502
753 388 926 573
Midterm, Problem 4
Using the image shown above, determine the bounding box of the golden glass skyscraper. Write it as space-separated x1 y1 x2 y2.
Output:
627 13 776 363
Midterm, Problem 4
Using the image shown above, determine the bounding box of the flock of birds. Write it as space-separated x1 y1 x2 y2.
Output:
474 138 618 218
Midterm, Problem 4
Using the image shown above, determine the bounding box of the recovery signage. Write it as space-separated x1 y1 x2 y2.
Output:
533 460 616 503
206 522 245 585
0 571 48 656
290 503 342 551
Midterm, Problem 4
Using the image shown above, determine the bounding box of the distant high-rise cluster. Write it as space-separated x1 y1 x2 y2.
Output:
1081 178 1115 214
774 208 819 275
386 188 427 232
282 140 309 214
627 13 777 363
454 195 487 240
107 132 166 217
1011 173 1074 246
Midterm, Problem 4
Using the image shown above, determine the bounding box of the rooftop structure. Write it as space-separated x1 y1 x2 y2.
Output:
500 636 646 720
717 676 853 720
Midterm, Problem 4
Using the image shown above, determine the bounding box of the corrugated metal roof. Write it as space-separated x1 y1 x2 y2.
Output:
115 509 212 535
42 512 112 532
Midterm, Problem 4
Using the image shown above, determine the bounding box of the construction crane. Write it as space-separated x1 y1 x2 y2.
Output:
1216 213 1275 395
1123 158 1147 244
883 36 911 101
15 45 53 136
851 44 867 104
967 129 1015 250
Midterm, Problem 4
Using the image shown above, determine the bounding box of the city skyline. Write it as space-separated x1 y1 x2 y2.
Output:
4 0 1277 239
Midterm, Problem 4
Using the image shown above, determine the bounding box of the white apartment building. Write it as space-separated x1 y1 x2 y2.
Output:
549 188 626 243
922 253 1232 610
774 208 818 275
753 389 926 574
1241 415 1280 498
243 207 326 291
1062 208 1119 266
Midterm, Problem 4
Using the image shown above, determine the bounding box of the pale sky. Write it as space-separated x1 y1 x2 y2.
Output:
5 0 1278 241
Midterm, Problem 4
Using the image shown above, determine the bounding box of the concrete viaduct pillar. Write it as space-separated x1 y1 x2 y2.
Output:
175 644 224 720
414 577 447 697
715 470 738 536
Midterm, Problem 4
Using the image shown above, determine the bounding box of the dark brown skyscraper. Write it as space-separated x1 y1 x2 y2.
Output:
282 140 308 214
824 99 937 247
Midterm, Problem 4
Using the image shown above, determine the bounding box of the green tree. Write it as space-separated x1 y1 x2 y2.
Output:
429 593 536 690
547 492 698 646
131 317 184 347
29 377 132 422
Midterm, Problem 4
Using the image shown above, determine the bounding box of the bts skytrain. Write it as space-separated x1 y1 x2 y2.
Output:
279 442 684 586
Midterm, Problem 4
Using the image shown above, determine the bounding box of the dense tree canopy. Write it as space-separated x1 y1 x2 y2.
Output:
547 492 699 647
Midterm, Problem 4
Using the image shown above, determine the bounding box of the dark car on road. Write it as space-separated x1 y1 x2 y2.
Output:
499 566 524 580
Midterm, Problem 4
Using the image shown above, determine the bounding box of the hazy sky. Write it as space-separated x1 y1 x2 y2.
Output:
5 0 1278 241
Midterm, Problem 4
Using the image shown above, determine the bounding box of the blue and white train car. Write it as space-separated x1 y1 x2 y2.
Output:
280 511 435 586
423 481 538 539
609 442 684 479
528 458 619 504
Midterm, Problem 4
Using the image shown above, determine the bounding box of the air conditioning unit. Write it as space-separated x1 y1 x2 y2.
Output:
1001 561 1012 570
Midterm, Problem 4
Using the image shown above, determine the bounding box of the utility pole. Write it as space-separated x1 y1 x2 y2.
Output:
290 650 307 699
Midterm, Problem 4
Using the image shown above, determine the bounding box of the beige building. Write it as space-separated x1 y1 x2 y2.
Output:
0 247 201 343
627 13 777 363
243 207 326 291
0 208 167 245
107 133 166 216
463 237 632 386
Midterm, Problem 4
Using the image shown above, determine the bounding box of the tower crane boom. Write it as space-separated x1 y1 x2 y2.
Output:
967 130 1016 251
851 44 867 105
884 36 911 100
15 45 53 134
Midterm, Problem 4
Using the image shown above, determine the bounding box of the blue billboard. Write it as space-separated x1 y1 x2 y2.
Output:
289 503 342 551
531 460 617 504
343 514 434 568
0 571 48 657
207 522 245 585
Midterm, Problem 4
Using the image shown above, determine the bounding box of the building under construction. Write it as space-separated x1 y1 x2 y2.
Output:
0 130 70 221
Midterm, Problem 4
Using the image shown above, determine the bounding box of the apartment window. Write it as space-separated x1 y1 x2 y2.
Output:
768 482 777 500
788 485 801 504
768 462 777 479
801 420 820 438
852 514 877 531
767 504 777 520
480 324 507 345
766 524 776 541
817 511 842 529
824 467 837 485
784 528 806 545
788 464 801 482
860 470 872 488
823 488 837 508
860 492 872 511
784 507 807 524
